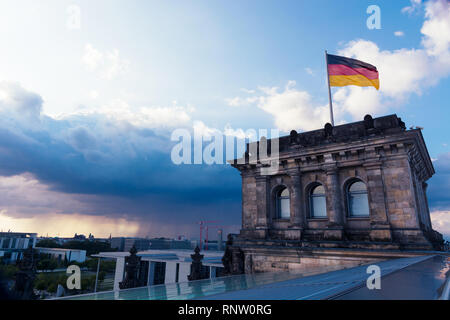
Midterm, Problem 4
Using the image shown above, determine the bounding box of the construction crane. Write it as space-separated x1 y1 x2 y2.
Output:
204 225 222 251
198 220 221 250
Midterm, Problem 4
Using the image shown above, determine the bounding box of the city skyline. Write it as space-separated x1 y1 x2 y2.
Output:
0 0 449 240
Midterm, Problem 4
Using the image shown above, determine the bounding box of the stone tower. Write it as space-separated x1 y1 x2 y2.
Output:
227 114 443 273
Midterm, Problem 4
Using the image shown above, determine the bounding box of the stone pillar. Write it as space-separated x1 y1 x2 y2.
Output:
244 254 253 274
188 246 205 281
287 170 304 240
255 175 269 239
113 257 125 291
365 162 392 242
164 262 177 284
147 261 156 285
324 166 344 240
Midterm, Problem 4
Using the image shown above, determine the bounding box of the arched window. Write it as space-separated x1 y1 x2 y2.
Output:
276 187 290 219
347 180 370 217
310 185 327 218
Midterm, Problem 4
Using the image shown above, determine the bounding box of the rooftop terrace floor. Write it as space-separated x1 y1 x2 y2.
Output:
58 254 449 300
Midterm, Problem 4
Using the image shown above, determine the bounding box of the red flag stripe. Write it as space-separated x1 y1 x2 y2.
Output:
328 64 379 80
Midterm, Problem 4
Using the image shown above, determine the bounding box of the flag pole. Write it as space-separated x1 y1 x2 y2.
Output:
325 50 335 126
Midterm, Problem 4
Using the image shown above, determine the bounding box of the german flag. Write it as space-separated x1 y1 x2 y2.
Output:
327 54 379 90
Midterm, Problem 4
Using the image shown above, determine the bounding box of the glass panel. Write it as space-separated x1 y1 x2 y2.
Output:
349 193 370 216
280 188 289 197
349 181 366 192
311 195 327 217
280 198 290 218
57 263 348 301
312 185 325 195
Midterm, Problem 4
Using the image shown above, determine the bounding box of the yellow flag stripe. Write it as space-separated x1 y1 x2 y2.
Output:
329 74 379 90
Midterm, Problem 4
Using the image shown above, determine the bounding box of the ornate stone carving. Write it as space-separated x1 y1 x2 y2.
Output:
188 246 205 281
364 114 374 129
221 234 245 275
324 123 333 137
221 235 233 275
119 245 142 289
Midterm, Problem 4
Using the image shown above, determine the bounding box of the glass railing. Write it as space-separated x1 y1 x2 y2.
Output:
57 264 347 300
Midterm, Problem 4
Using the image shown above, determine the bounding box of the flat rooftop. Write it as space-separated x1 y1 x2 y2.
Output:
0 232 37 237
36 247 86 253
93 249 225 267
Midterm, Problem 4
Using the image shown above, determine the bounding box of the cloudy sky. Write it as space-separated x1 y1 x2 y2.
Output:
0 0 449 240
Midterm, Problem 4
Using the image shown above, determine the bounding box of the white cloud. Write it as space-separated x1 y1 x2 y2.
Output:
82 44 103 70
82 44 130 80
394 31 405 37
334 0 450 119
257 81 330 132
333 86 383 119
192 120 223 139
64 99 192 130
224 1 450 132
402 0 422 15
431 210 450 238
421 0 450 58
305 67 315 75
226 81 330 132
90 90 99 99
240 88 256 94
0 81 42 118
223 124 258 140
225 96 259 107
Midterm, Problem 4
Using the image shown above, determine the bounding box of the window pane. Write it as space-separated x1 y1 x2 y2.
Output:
311 196 327 217
349 193 370 216
280 198 290 218
349 181 367 192
312 185 325 195
280 188 290 197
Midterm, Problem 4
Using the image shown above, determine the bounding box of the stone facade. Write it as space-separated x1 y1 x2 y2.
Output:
228 114 444 273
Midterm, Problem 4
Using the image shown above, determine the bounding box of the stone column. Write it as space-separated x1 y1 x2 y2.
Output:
113 257 125 291
244 254 253 274
255 174 269 239
324 166 344 240
364 162 392 242
287 170 304 240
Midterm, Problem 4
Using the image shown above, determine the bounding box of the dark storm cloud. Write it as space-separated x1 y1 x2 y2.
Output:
427 152 450 210
0 82 242 227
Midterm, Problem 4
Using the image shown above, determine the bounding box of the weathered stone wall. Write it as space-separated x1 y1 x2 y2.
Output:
232 114 443 256
228 240 437 275
250 254 375 274
241 174 256 230
383 157 419 230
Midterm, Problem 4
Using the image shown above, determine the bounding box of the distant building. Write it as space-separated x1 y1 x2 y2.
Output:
94 249 225 291
124 238 149 252
111 237 195 252
36 247 86 263
0 232 37 263
73 233 86 241
110 237 126 251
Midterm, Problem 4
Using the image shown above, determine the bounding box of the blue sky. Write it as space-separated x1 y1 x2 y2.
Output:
0 0 449 239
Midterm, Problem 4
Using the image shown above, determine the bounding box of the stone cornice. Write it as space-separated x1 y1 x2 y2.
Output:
231 116 434 181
